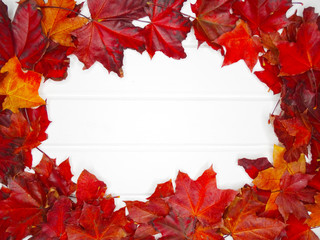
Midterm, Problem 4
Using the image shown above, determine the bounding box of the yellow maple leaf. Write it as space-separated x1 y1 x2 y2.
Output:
39 0 88 47
0 57 45 113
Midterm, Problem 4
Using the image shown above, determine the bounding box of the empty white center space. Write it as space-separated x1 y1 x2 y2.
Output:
35 44 279 197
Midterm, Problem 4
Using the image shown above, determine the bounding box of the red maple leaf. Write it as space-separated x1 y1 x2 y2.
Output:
0 0 48 70
283 215 319 240
153 211 197 240
76 170 107 205
273 114 311 162
34 154 76 196
31 196 72 240
0 172 47 239
238 157 273 179
232 0 292 34
143 0 191 59
224 187 285 240
0 1 14 68
0 106 50 183
278 23 320 75
275 173 315 221
216 20 263 71
73 0 146 76
66 204 134 240
34 41 71 81
126 180 173 239
254 57 282 94
191 0 238 50
168 166 237 226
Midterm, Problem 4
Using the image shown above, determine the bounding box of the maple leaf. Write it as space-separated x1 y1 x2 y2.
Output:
34 154 76 196
232 0 292 34
73 0 146 76
275 173 314 221
37 0 88 47
0 106 49 183
223 186 285 240
168 166 237 226
227 214 285 240
0 0 14 68
254 57 282 94
143 0 191 59
252 145 310 217
126 199 170 224
273 114 312 162
66 204 134 240
216 20 263 71
278 23 320 75
191 0 238 50
126 180 173 239
31 196 72 240
0 172 47 239
260 31 283 65
0 0 48 70
133 224 157 240
238 157 272 179
148 179 174 199
76 169 107 205
284 215 320 240
34 41 70 81
0 57 45 113
12 0 48 69
306 193 320 228
153 211 197 240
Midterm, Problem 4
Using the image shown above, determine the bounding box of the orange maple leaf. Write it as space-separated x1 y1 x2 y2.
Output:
253 145 312 220
37 0 88 47
253 145 306 191
0 57 45 113
306 193 320 228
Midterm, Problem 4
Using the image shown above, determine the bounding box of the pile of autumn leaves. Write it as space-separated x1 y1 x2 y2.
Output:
0 0 320 239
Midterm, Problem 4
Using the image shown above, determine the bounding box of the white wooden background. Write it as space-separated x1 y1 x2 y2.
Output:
4 0 320 230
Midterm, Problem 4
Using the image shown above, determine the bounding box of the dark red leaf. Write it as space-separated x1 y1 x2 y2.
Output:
238 157 273 179
34 154 76 196
12 0 48 69
34 42 70 81
276 173 314 221
191 0 238 50
143 0 191 59
31 196 72 240
73 0 146 76
0 0 14 68
0 172 47 239
232 0 292 34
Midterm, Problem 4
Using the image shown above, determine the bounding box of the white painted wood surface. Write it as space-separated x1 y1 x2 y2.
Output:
3 1 320 237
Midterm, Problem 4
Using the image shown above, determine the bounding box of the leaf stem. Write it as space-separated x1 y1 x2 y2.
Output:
38 6 92 21
146 1 196 20
36 147 51 159
271 99 281 116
